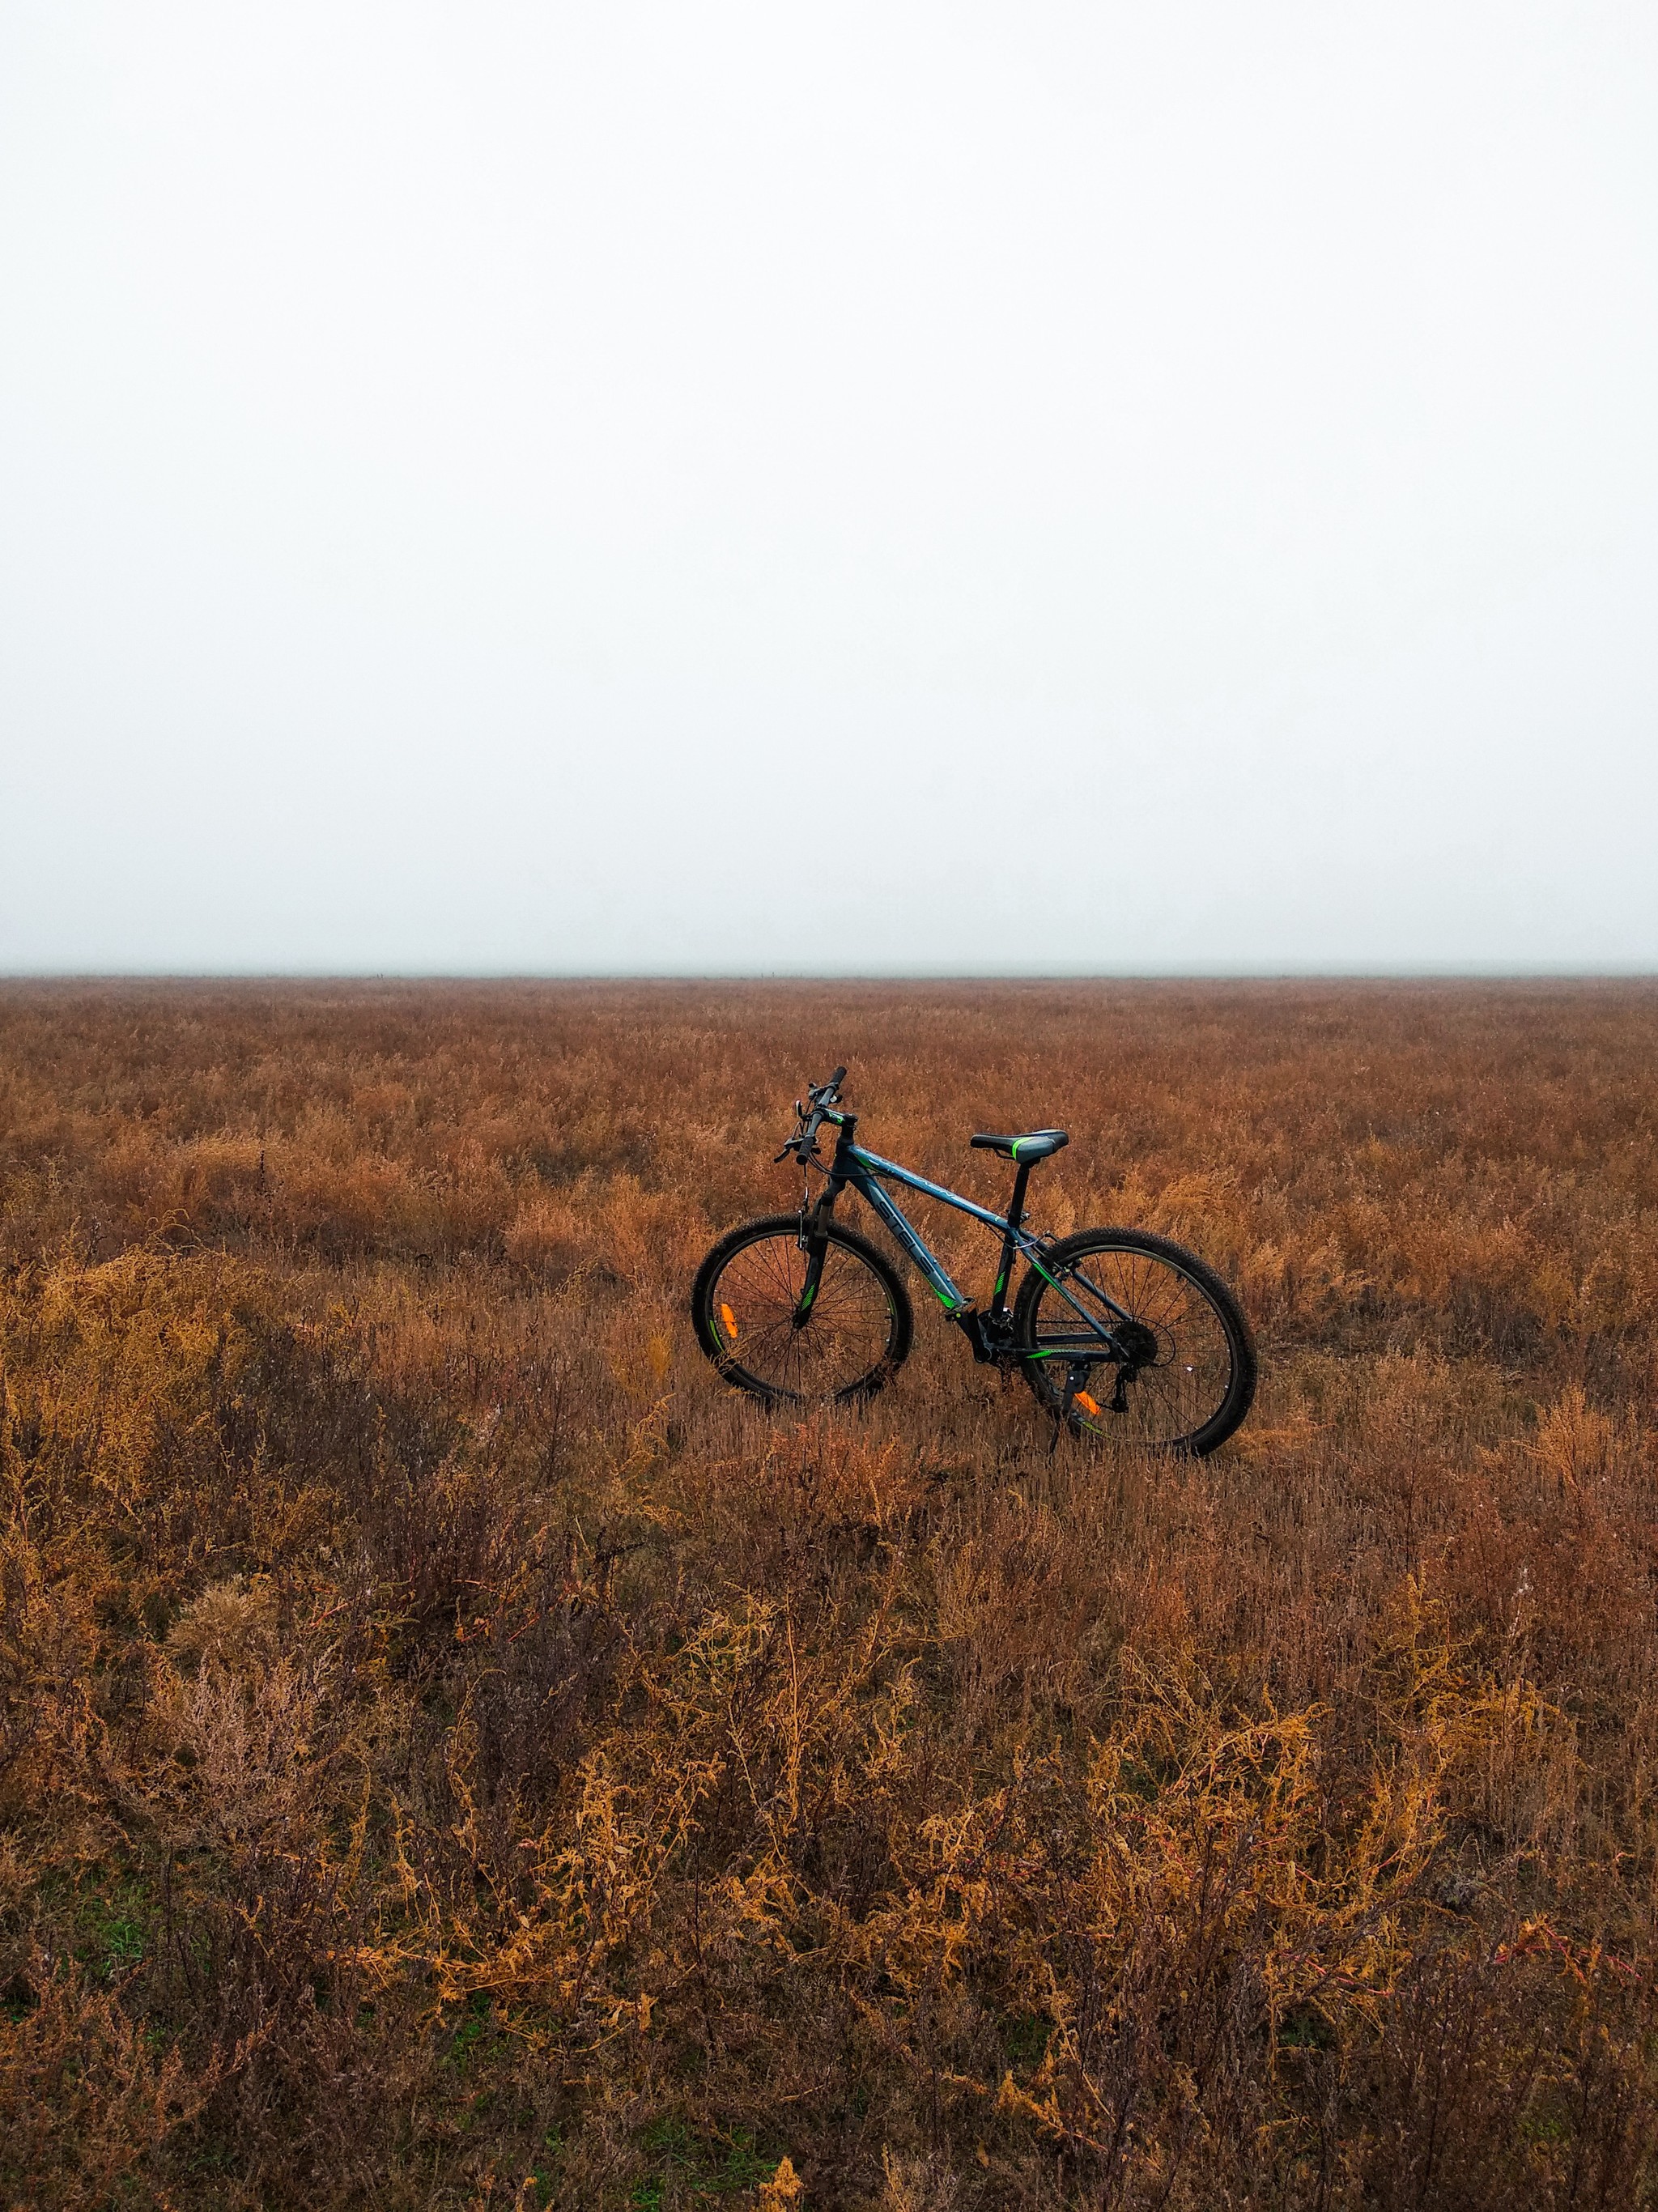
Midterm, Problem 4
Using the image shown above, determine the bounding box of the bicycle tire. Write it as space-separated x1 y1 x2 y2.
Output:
691 1213 913 1406
1014 1227 1256 1455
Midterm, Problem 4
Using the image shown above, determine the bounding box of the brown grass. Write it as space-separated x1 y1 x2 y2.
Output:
2 976 1657 2209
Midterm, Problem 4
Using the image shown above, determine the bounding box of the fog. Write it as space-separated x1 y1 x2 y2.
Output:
3 2 1655 972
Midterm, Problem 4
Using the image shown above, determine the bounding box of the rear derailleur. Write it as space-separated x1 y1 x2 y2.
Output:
1053 1319 1161 1425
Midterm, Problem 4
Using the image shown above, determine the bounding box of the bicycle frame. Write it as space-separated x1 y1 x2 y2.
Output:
816 1110 1133 1347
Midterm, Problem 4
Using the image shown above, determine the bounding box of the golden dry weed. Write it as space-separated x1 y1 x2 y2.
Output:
1 977 1656 2208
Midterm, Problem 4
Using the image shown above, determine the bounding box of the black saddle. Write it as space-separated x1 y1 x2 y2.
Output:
970 1128 1069 1163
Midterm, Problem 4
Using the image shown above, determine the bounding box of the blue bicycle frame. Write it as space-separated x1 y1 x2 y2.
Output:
816 1109 1133 1349
840 1142 1010 1313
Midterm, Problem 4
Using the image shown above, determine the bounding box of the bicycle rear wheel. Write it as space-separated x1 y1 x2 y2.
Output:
1014 1227 1255 1455
691 1213 912 1406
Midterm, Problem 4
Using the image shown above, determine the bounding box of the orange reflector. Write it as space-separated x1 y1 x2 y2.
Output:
719 1302 739 1342
1074 1390 1101 1417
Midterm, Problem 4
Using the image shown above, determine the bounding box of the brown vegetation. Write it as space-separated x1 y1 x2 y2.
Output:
2 977 1657 2209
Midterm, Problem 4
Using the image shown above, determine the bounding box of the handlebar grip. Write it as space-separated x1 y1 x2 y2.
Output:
827 1066 847 1089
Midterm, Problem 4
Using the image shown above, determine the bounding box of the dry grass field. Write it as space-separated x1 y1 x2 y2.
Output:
2 978 1657 2210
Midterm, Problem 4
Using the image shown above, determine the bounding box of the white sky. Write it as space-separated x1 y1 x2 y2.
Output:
2 2 1656 973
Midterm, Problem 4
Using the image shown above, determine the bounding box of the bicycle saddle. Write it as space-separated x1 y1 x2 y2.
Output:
969 1129 1069 1162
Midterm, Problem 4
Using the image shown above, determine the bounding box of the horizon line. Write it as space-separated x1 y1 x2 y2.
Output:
4 968 1657 987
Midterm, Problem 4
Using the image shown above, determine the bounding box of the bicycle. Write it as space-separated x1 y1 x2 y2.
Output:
690 1066 1256 1456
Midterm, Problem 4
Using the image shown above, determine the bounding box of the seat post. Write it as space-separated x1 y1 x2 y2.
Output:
989 1160 1033 1317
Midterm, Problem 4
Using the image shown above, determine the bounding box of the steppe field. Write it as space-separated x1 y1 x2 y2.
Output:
4 978 1658 2212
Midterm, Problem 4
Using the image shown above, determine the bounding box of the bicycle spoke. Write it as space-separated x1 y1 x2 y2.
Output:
706 1227 897 1402
1027 1237 1236 1448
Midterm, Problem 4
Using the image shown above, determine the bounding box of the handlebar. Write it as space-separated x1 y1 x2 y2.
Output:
774 1064 849 1163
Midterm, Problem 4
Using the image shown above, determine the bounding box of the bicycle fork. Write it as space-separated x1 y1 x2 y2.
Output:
790 1109 865 1328
792 1189 839 1328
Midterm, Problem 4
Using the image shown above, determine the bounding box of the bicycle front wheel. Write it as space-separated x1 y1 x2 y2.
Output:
691 1214 912 1406
1014 1227 1256 1455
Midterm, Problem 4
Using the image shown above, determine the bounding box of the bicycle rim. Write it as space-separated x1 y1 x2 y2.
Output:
704 1228 900 1402
1023 1237 1244 1450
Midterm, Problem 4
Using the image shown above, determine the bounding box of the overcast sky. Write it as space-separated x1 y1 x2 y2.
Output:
2 2 1655 974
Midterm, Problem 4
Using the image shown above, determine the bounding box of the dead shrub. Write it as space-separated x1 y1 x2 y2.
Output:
2 978 1656 2206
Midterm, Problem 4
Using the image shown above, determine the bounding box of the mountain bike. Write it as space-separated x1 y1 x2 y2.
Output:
690 1066 1256 1456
